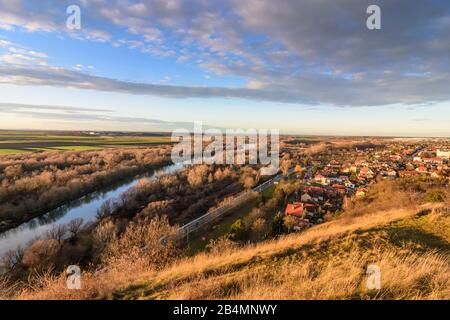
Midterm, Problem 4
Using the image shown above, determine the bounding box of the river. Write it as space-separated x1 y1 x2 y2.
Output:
0 162 183 257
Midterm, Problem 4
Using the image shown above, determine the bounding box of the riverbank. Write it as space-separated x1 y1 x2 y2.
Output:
0 161 173 234
0 161 185 259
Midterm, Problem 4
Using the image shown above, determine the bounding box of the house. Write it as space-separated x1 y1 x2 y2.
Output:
359 167 374 179
399 170 419 178
437 149 450 159
301 193 313 203
341 162 353 173
332 184 347 195
304 186 326 194
285 202 304 217
416 166 428 174
303 187 325 202
355 159 369 167
345 180 356 189
422 157 444 165
302 203 318 218
314 174 330 185
327 160 341 170
386 168 397 177
355 188 368 198
405 163 415 171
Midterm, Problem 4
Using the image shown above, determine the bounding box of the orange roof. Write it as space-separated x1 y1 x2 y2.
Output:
285 202 304 216
304 186 327 193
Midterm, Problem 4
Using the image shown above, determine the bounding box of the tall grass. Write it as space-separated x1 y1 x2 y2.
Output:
16 202 449 300
166 247 449 300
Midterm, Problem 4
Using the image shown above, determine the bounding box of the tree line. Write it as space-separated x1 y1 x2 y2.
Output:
0 147 172 231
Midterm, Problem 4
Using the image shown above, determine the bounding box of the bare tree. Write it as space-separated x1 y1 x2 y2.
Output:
46 224 67 242
67 218 84 238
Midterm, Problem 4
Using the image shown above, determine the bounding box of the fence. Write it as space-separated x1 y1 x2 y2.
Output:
174 191 258 240
170 168 293 241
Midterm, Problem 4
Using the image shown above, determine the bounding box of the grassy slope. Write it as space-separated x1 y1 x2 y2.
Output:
15 202 449 300
112 204 450 300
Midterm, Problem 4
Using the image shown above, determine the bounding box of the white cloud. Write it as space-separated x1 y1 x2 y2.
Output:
0 0 450 107
0 39 48 66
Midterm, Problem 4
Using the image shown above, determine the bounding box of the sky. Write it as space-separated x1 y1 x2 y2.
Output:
0 0 449 136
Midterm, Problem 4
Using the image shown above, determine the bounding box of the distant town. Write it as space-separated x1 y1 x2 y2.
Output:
281 140 449 231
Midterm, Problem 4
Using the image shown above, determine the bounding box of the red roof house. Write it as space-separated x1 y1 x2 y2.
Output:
285 202 304 217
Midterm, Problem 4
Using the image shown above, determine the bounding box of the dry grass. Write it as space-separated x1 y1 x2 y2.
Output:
15 203 450 300
13 216 179 300
148 206 422 282
155 247 449 300
13 260 150 300
111 203 449 300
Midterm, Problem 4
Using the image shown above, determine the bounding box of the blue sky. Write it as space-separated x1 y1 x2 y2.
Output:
0 0 449 136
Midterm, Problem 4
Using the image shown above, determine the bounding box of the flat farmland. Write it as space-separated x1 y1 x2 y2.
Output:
0 130 173 155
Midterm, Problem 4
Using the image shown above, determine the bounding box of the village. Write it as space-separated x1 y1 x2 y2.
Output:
280 142 450 232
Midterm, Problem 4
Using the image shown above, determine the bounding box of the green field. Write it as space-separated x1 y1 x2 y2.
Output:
0 149 29 155
0 130 173 156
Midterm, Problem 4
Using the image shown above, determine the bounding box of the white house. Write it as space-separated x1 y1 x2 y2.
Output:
301 193 313 203
437 149 450 159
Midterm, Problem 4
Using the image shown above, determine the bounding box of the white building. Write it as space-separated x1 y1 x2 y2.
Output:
437 149 450 159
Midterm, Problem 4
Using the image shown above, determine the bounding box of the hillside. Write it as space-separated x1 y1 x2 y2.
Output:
111 205 450 300
16 202 449 300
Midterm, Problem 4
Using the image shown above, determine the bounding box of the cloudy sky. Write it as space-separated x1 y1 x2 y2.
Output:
0 0 449 136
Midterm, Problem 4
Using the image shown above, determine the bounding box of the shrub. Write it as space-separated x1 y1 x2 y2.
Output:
250 218 266 240
22 239 61 270
271 212 284 235
205 236 239 255
283 215 299 232
229 218 246 240
100 216 180 270
425 190 446 203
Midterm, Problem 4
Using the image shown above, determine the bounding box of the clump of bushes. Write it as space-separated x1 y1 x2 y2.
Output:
205 236 240 255
425 190 446 203
99 215 181 270
229 219 246 240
